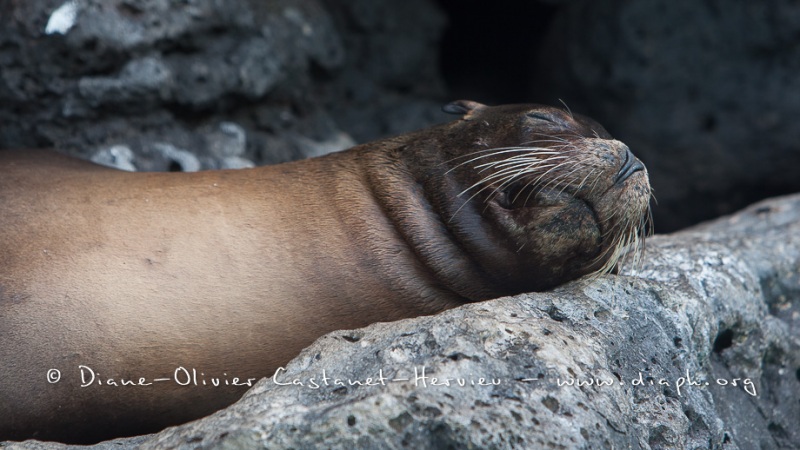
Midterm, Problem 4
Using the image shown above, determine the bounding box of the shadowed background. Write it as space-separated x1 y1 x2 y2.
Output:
1 0 799 232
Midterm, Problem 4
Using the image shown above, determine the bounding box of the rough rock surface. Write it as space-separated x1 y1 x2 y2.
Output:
0 0 447 169
5 194 798 449
4 0 798 231
535 0 800 231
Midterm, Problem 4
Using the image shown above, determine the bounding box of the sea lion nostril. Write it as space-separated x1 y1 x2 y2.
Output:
615 148 644 184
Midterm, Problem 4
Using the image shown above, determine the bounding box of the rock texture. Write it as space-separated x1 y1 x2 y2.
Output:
535 0 800 231
3 0 798 231
0 0 447 170
5 194 799 449
2 1 799 446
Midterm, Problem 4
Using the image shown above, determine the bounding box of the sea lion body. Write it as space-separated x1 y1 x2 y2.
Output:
0 102 651 443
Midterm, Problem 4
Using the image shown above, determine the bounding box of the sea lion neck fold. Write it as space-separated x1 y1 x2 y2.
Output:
358 138 509 302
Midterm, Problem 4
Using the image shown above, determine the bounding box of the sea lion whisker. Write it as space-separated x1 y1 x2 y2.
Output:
449 185 493 221
495 161 570 192
475 152 566 168
603 229 635 274
511 163 580 206
455 160 560 209
451 146 558 161
537 140 578 150
623 227 646 274
546 167 597 200
599 213 628 239
616 200 649 268
509 174 544 206
527 138 574 147
586 169 607 196
595 228 635 271
471 168 557 204
593 192 651 277
523 160 580 192
558 99 574 120
528 132 571 144
533 169 579 196
448 146 537 158
474 155 568 172
468 161 565 193
444 147 547 169
446 148 561 173
459 168 526 195
633 203 654 266
574 169 598 194
518 139 560 146
478 157 575 205
534 129 580 141
551 166 591 197
539 160 585 188
481 165 560 185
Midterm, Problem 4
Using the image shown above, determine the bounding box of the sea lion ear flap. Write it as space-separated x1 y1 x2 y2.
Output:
442 100 487 117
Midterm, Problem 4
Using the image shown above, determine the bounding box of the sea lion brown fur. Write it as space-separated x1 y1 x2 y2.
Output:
0 101 651 443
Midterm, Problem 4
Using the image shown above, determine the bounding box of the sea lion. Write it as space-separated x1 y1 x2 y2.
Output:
0 101 651 444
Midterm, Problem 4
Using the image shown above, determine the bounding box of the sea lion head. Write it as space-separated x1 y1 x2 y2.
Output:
401 100 652 299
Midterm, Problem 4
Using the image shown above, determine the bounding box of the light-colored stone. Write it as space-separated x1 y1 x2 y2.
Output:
6 193 799 449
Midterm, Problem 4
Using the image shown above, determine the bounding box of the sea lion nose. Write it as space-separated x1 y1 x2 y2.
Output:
614 147 645 184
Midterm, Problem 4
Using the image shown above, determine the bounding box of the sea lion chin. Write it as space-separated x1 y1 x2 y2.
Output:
0 101 651 444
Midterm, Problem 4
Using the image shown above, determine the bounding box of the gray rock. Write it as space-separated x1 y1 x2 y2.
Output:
290 132 356 159
6 194 798 449
206 122 247 159
44 1 81 36
0 0 448 167
324 0 449 143
151 143 201 172
78 56 173 109
536 0 800 232
219 157 254 170
90 145 137 171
